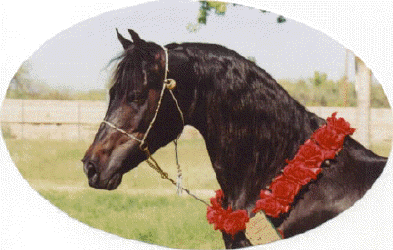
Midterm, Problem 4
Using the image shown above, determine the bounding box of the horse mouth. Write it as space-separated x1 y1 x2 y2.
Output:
83 162 123 190
87 169 123 190
106 173 123 190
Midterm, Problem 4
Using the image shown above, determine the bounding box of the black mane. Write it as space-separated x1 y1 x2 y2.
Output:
110 41 163 99
166 42 325 188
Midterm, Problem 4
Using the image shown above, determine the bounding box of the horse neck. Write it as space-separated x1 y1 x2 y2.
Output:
168 45 323 209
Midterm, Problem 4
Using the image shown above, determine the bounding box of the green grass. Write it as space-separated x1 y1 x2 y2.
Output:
5 140 89 186
4 138 223 248
39 189 224 249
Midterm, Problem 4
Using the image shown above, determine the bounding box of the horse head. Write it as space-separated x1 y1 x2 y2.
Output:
82 29 183 190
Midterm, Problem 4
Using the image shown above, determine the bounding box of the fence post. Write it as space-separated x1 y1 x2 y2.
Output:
355 56 371 148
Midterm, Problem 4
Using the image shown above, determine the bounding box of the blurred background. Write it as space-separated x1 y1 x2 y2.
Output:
1 1 392 249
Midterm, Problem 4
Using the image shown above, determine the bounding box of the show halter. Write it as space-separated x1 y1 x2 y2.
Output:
206 113 356 238
101 46 207 204
102 46 183 148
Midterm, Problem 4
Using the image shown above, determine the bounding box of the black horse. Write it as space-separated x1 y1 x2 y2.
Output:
82 29 387 248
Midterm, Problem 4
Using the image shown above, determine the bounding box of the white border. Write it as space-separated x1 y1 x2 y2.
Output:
1 1 392 250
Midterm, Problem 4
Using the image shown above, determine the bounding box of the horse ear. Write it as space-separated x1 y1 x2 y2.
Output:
116 28 133 50
128 29 145 46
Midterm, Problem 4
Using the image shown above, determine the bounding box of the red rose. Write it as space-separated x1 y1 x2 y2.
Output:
312 125 345 151
327 112 356 136
207 206 229 231
253 190 290 217
288 140 325 168
319 148 336 159
269 175 302 203
207 189 229 230
313 113 355 151
283 162 322 185
207 190 250 236
207 206 217 224
222 209 249 237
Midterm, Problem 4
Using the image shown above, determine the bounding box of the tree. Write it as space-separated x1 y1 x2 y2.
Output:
188 1 286 32
9 60 33 94
311 71 328 87
7 59 54 99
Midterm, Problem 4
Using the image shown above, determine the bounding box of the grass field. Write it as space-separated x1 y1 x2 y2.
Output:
39 190 223 249
3 137 391 249
5 138 224 249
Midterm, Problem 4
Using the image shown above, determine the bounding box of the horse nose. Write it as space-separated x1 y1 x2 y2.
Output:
84 161 99 186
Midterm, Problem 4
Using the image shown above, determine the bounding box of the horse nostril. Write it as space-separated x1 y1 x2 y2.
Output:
85 162 97 179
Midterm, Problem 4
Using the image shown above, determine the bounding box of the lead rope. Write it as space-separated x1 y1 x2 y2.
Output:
141 46 208 205
174 139 182 196
143 146 209 206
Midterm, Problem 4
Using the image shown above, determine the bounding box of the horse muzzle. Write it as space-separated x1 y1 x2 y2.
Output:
83 160 123 190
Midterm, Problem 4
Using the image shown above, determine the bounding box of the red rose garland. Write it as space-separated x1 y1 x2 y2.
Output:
206 190 250 237
206 113 355 238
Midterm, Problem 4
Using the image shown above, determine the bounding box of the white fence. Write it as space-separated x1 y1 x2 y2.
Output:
1 99 392 143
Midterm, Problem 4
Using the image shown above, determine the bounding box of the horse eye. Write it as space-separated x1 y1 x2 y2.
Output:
127 92 145 104
133 98 145 105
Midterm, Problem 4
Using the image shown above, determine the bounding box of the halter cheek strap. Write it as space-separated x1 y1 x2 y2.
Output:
161 46 177 89
101 120 143 143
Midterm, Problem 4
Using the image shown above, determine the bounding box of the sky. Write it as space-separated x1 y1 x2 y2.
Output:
27 1 355 91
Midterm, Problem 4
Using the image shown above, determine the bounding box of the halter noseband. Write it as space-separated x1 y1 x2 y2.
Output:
102 46 184 150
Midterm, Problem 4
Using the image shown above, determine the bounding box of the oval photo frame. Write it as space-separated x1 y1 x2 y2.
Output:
2 0 391 249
